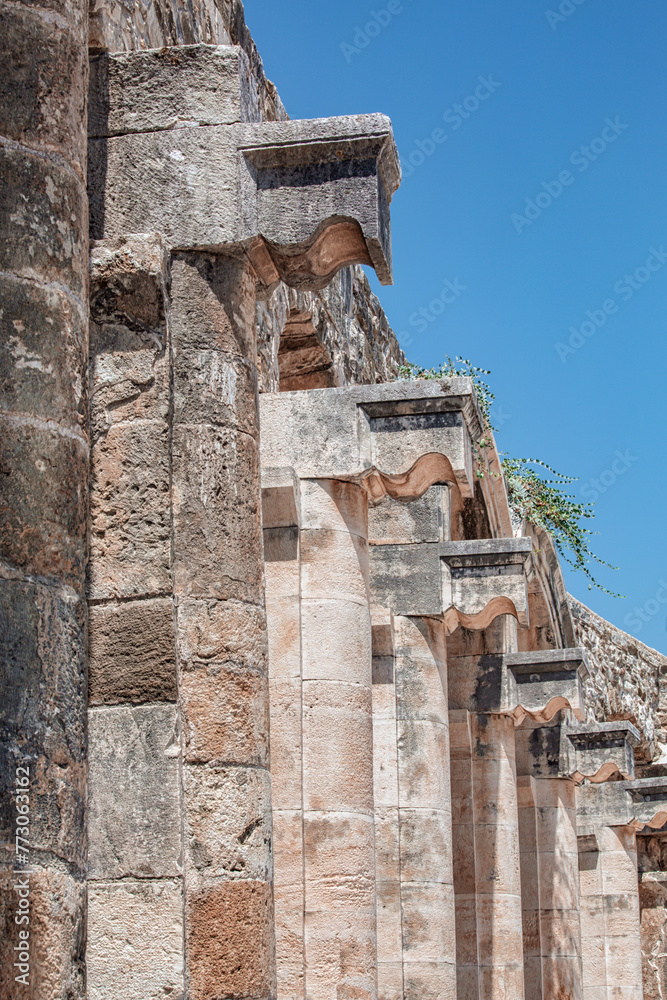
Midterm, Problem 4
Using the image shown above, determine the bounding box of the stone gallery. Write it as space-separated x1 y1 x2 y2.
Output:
2 1 667 998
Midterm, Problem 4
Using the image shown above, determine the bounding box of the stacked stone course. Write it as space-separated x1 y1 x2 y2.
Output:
2 2 667 1000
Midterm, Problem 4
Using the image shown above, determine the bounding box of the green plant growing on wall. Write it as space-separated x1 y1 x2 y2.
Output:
397 357 622 595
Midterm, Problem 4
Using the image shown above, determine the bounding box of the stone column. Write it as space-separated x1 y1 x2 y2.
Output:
393 615 457 1000
447 618 526 1000
263 470 305 1000
578 824 643 1000
0 0 88 996
170 253 275 1000
300 479 377 1000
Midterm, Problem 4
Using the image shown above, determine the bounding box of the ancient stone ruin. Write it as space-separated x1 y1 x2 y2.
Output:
2 1 667 998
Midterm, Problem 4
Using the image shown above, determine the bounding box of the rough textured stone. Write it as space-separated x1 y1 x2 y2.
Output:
88 598 176 704
187 879 276 1000
0 867 86 1000
184 763 272 880
89 421 170 600
0 579 86 867
0 276 87 429
87 879 184 1000
88 704 181 879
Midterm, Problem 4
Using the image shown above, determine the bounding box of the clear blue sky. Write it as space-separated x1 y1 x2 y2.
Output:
243 0 667 653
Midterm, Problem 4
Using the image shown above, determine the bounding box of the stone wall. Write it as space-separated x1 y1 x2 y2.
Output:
569 596 667 755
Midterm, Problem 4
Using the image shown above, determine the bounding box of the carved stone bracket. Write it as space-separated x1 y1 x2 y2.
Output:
502 648 589 725
563 721 640 784
260 379 485 498
88 45 400 292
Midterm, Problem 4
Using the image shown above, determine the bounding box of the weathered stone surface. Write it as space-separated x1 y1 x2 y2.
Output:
0 867 86 1000
184 763 272 879
640 876 667 1000
87 879 184 1000
570 596 667 753
87 0 288 125
89 234 169 439
174 349 258 435
187 879 276 1000
0 276 87 429
88 598 176 705
89 112 398 287
257 266 404 393
172 424 262 602
89 44 260 137
0 422 87 588
0 4 88 166
88 704 181 879
0 146 87 297
89 420 170 600
303 680 374 815
0 578 86 866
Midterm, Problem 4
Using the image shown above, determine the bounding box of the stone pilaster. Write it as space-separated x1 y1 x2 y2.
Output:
0 0 89 995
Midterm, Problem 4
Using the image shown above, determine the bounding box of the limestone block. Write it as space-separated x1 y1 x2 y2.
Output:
374 808 401 883
169 251 257 361
503 647 589 722
88 598 176 704
564 721 640 783
376 880 402 963
260 378 481 495
87 879 183 1000
399 809 453 884
401 882 457 964
300 477 367 535
403 963 458 1000
0 421 87 588
89 235 170 437
273 809 304 997
623 777 667 830
187 880 276 1000
266 593 301 681
373 721 400 808
174 349 258 434
88 704 181 879
369 485 447 545
89 420 170 599
0 146 87 296
262 467 300 530
178 599 268 764
378 962 403 1000
397 720 450 811
183 763 272 880
0 867 86 1000
303 811 376 910
269 678 302 810
0 579 86 867
304 910 376 1000
89 113 398 287
441 538 532 629
301 598 372 683
172 424 262 602
0 277 87 429
303 680 374 814
300 530 369 605
89 45 260 138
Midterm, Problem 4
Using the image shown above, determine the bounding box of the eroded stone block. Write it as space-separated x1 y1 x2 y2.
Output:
87 879 183 1000
88 704 181 879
